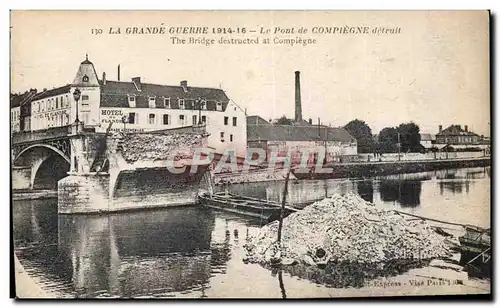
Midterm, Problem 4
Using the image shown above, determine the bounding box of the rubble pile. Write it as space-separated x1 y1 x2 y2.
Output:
244 193 451 266
120 133 204 163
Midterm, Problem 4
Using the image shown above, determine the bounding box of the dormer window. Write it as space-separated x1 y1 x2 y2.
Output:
82 75 89 82
128 95 136 108
148 96 156 108
201 100 207 110
216 101 223 111
179 99 185 109
164 97 171 108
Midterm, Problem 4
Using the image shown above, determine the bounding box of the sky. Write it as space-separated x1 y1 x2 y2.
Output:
10 11 490 136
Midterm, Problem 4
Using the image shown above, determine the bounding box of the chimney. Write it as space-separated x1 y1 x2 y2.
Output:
308 118 312 125
439 125 442 133
117 64 121 81
102 72 106 85
318 117 321 137
464 125 468 132
132 77 141 91
295 71 302 123
180 80 188 93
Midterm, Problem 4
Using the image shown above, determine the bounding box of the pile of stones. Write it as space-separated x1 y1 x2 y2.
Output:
244 193 451 266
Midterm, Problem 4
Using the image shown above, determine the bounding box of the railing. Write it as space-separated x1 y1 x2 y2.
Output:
11 126 71 144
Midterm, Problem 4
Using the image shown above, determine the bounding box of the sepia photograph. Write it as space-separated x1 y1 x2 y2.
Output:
10 10 491 299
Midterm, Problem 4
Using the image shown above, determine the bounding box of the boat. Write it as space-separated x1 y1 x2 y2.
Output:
198 192 298 222
458 225 491 265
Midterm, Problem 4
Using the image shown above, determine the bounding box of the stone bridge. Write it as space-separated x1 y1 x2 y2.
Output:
12 122 213 214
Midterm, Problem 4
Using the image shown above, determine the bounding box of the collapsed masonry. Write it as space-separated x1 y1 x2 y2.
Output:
116 132 206 163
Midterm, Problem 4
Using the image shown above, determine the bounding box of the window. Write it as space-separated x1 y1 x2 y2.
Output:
149 96 156 108
179 99 185 109
179 115 185 125
65 95 69 107
128 95 136 107
128 112 136 124
164 97 171 108
232 117 237 126
201 100 207 110
56 97 59 109
224 116 229 125
220 132 225 142
230 134 234 142
216 101 223 111
82 75 89 82
148 113 156 124
192 115 197 125
201 115 207 124
163 114 169 125
82 95 89 101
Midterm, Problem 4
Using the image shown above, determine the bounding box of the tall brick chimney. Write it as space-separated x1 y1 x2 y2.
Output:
465 125 468 132
118 64 121 81
439 125 442 133
295 71 302 123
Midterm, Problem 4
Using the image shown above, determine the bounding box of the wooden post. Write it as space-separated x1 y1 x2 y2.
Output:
277 164 292 244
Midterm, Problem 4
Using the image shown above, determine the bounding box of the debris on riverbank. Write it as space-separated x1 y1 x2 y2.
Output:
243 193 451 266
214 168 295 185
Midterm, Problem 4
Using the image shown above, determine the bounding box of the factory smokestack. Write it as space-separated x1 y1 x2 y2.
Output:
118 64 121 81
295 71 302 123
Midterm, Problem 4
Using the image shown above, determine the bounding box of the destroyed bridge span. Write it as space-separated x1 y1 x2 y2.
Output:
12 122 213 214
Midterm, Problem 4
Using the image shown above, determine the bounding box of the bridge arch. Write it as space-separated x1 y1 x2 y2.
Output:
14 144 71 190
14 144 70 166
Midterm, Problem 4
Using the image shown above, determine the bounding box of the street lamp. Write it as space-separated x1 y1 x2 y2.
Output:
72 88 81 123
197 97 203 125
122 115 128 132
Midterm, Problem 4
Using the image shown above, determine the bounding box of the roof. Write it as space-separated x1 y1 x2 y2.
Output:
246 115 272 125
99 80 230 111
11 90 37 108
247 124 356 143
437 125 478 136
33 85 71 101
72 56 100 87
419 133 435 141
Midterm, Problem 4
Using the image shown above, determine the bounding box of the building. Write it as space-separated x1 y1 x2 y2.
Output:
419 133 435 152
246 71 357 163
247 119 358 163
10 89 37 133
435 125 480 145
16 55 247 156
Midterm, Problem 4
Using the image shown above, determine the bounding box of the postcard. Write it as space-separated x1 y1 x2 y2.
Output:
11 10 491 299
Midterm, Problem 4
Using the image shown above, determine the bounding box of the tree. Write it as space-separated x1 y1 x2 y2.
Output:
275 115 294 125
397 122 421 152
377 127 399 153
344 119 375 153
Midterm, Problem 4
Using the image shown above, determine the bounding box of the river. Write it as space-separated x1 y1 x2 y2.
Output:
12 167 490 298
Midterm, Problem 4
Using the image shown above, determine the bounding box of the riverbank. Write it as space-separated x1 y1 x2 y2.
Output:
293 157 491 180
214 168 296 185
12 189 57 201
14 254 55 299
214 157 490 184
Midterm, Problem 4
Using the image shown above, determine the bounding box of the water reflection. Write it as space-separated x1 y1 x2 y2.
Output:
279 260 429 289
440 181 471 195
56 207 216 298
356 180 374 203
378 180 422 207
